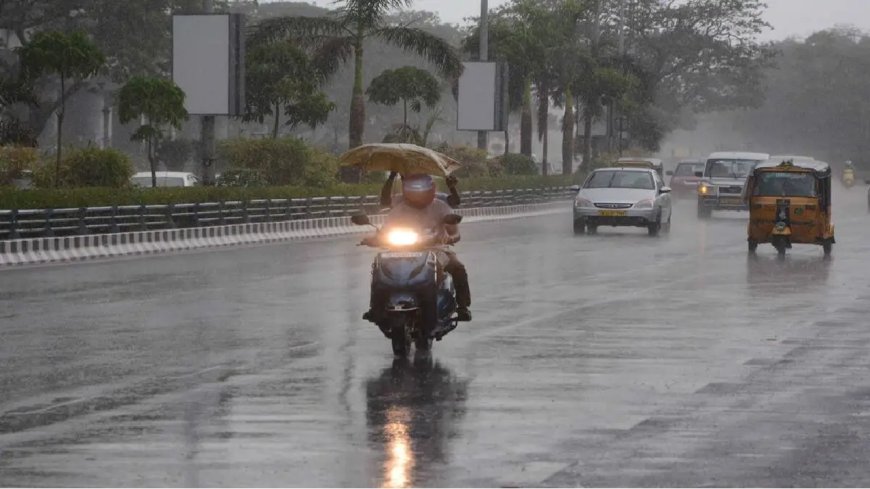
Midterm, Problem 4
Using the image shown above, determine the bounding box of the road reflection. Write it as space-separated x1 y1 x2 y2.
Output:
365 355 468 488
746 252 832 294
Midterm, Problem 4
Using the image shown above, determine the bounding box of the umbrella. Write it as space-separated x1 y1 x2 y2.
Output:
339 143 462 177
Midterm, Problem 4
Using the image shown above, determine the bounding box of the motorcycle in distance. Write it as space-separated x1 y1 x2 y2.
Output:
843 162 855 189
352 213 463 357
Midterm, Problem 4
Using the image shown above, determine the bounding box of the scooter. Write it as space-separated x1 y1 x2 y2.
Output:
353 213 462 357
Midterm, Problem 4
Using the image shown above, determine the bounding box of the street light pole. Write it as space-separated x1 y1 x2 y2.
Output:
477 0 488 152
200 0 216 185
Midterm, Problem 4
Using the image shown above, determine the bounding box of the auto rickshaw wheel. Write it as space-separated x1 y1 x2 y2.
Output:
748 239 758 253
823 240 833 256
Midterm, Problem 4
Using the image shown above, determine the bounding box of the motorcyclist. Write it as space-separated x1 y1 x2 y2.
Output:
364 173 472 322
380 171 461 208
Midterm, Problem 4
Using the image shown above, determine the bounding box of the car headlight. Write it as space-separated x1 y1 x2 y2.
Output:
575 197 594 208
698 184 716 195
385 229 419 246
634 199 654 209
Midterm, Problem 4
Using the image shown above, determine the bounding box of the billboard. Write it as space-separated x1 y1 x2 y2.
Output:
457 62 509 132
172 14 245 116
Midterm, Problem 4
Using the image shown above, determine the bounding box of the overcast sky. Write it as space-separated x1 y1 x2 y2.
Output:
291 0 870 40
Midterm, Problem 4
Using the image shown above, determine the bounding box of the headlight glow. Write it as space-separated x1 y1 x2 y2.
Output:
385 229 420 246
698 184 715 195
634 199 654 209
575 197 594 208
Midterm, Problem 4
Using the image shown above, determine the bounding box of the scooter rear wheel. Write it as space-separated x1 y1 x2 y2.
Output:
390 318 411 357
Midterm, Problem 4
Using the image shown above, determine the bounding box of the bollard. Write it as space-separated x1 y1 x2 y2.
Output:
218 200 226 225
193 203 200 226
264 199 272 222
242 200 250 223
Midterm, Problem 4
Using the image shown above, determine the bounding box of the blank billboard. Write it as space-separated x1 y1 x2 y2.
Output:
457 62 497 131
172 14 244 116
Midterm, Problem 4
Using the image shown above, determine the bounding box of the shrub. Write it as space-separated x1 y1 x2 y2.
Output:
0 146 39 185
216 168 267 188
438 145 491 177
33 147 133 188
218 137 339 187
493 153 538 176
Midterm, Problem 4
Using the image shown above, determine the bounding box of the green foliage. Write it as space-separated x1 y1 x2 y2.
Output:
217 137 339 187
367 66 441 127
18 31 105 83
0 175 573 210
439 146 492 178
118 76 187 139
0 119 38 147
249 0 463 149
216 169 268 188
0 146 39 185
118 76 188 186
494 153 538 176
244 40 335 138
33 147 133 188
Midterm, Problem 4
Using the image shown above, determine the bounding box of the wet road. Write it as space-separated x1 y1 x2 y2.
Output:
2 184 870 487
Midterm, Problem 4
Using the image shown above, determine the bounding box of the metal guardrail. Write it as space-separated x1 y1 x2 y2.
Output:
0 187 573 240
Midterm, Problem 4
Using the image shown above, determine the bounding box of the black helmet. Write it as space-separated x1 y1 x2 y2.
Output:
402 174 436 209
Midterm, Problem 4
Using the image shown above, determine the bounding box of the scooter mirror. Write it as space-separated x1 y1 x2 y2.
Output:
351 214 371 226
443 214 463 225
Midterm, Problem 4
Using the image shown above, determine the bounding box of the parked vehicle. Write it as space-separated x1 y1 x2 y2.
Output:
353 213 463 357
697 152 769 218
131 171 200 188
843 161 855 188
573 167 673 236
666 160 704 198
745 159 834 256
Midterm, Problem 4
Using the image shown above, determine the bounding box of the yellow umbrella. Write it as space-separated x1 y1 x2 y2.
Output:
339 143 462 177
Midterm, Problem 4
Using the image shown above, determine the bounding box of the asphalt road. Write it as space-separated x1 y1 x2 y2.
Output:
3 183 870 487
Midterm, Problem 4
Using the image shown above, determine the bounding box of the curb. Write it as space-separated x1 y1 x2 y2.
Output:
0 201 568 268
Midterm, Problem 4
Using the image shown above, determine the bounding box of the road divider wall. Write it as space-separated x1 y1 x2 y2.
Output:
0 201 568 267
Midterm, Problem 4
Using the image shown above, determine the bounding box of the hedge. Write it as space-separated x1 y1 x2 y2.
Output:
0 175 574 210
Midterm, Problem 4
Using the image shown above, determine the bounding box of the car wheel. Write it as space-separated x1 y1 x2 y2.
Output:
648 214 661 237
573 219 586 235
697 202 712 219
587 224 598 235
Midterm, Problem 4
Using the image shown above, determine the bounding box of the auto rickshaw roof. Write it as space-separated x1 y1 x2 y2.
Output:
752 158 831 176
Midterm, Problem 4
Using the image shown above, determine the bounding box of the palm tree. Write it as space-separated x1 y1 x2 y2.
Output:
251 0 463 158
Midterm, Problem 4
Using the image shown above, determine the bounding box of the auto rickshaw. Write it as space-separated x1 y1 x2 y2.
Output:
745 159 834 256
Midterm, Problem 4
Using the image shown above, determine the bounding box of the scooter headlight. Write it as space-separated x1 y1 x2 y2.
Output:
385 229 420 246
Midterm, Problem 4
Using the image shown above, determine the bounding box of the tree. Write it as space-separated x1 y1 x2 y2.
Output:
367 66 440 137
18 31 104 187
250 0 464 160
118 76 188 188
244 40 336 139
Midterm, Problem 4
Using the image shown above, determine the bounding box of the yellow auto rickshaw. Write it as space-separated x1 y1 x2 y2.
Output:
745 159 834 256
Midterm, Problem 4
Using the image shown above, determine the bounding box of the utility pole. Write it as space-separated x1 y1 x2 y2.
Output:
616 0 626 156
200 0 216 185
477 0 488 152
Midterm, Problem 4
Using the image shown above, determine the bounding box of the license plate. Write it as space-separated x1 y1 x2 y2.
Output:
381 252 424 259
598 210 627 217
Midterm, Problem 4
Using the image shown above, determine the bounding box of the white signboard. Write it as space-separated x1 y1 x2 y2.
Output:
457 62 508 132
172 14 244 116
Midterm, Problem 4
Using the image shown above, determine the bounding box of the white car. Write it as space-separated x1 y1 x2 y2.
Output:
131 171 200 188
697 151 769 218
573 167 673 236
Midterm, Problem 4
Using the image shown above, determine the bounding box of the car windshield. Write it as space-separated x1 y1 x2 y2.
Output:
753 172 817 197
674 164 702 176
586 171 654 190
706 159 758 178
131 176 186 187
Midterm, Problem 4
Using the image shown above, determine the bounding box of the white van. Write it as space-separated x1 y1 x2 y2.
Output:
131 171 200 188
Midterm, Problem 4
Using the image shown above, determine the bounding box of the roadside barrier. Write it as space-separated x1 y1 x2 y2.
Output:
0 201 568 267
